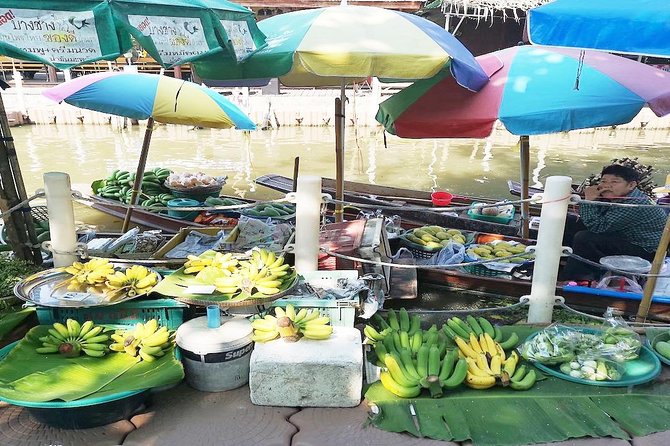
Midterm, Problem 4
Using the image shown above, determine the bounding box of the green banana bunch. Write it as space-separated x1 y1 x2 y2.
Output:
441 315 519 350
36 319 110 358
108 319 174 362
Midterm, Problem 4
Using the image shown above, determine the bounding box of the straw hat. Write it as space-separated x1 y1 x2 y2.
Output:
652 174 670 195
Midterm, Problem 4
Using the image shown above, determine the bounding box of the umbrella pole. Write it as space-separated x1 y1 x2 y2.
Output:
122 117 154 232
335 87 345 222
520 135 530 239
636 215 670 322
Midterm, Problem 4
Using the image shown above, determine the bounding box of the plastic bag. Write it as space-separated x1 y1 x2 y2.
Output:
595 275 643 294
230 216 293 252
557 355 625 381
593 307 642 362
518 324 582 365
419 241 465 266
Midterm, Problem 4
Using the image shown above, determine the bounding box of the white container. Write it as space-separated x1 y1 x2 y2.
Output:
176 315 253 392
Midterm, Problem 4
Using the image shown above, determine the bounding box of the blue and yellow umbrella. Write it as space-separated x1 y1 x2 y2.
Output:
44 72 255 229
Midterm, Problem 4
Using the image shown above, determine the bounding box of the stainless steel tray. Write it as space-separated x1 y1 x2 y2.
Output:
14 264 162 308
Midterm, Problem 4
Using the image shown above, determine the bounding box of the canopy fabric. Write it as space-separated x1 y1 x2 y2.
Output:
0 0 265 69
43 72 255 130
193 5 488 92
376 45 670 138
527 0 670 58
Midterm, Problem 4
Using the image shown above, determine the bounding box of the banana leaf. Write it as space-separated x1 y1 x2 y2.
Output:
0 326 183 403
0 308 34 340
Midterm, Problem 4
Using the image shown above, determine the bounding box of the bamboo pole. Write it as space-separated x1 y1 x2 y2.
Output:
122 117 154 232
636 214 670 322
292 157 300 192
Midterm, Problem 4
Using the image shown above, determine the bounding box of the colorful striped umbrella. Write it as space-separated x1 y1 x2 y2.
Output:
44 72 255 230
376 45 670 235
193 3 488 220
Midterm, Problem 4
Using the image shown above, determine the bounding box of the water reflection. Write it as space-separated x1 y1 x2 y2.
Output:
9 124 670 201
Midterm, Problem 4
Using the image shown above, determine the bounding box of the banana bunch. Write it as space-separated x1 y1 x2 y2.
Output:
369 309 467 398
109 319 174 362
213 248 295 299
455 331 537 391
106 265 159 298
442 315 519 351
250 304 333 343
183 251 239 275
36 319 110 358
63 258 115 288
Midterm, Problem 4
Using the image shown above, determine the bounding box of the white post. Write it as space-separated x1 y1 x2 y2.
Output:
63 68 72 82
294 175 322 272
12 70 26 115
525 175 573 324
43 172 78 267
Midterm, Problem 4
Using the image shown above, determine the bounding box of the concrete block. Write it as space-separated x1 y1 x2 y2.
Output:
249 326 362 408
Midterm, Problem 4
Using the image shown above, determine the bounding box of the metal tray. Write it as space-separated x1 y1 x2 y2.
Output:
14 264 162 309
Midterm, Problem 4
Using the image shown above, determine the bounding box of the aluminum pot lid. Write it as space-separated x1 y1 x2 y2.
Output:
176 316 252 355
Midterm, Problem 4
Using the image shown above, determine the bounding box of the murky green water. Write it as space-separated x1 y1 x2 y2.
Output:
10 123 670 203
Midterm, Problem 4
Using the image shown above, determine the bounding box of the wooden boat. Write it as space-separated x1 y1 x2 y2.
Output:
255 174 530 236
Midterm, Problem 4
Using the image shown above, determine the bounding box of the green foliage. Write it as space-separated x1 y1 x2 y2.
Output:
0 257 43 298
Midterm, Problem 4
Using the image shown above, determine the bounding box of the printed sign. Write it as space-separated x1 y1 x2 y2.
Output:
128 15 209 65
220 20 256 62
0 8 102 65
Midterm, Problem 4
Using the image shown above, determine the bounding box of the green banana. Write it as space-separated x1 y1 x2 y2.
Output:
442 358 468 389
416 344 430 379
498 332 520 350
442 323 458 340
399 331 410 349
384 353 418 387
510 369 537 391
466 315 484 336
451 317 473 335
379 371 421 398
410 331 423 354
387 309 400 331
427 345 441 377
477 317 495 337
447 319 469 339
493 325 503 342
407 314 421 336
398 308 410 332
439 349 458 382
399 349 422 381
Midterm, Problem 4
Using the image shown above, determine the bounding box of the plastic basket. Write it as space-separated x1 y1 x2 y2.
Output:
34 298 189 330
467 203 515 224
462 263 511 278
166 182 222 203
272 270 359 327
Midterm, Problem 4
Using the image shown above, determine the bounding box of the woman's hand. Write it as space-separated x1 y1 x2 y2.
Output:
584 185 602 201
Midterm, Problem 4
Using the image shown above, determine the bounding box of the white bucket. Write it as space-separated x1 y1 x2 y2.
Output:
176 315 253 392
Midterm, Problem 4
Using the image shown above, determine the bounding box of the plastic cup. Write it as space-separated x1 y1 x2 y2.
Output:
206 305 221 329
431 191 453 206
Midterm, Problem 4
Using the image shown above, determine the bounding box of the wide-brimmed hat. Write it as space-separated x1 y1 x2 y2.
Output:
652 174 670 194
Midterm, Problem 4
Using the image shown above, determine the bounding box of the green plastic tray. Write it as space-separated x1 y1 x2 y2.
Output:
527 328 661 387
0 341 142 408
646 331 670 366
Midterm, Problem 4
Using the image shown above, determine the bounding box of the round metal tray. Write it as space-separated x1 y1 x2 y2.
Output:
13 263 162 309
176 274 299 309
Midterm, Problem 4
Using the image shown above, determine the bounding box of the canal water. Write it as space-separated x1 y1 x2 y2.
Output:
9 123 670 228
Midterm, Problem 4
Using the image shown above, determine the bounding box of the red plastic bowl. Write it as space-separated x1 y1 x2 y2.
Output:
431 191 453 206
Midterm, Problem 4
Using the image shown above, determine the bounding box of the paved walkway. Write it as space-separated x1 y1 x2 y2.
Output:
1 381 669 446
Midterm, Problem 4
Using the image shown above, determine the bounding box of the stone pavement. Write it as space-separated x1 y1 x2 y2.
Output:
1 382 670 446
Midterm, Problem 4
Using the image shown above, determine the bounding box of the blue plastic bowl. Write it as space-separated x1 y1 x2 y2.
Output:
167 198 200 221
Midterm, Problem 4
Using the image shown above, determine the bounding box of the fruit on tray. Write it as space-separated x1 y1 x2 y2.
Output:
250 304 333 343
37 319 110 358
242 202 296 218
405 226 467 249
64 258 115 288
96 167 172 204
367 308 468 398
105 265 159 298
455 331 537 391
183 248 297 300
558 358 623 381
109 319 174 362
441 316 520 351
655 340 670 360
466 241 534 263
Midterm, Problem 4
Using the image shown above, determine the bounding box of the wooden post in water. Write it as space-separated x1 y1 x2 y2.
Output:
122 117 154 232
519 135 530 239
636 214 670 322
0 87 41 262
292 157 300 192
335 97 344 222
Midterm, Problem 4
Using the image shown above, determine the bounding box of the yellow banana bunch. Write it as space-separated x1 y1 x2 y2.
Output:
109 319 173 362
183 255 214 274
64 258 115 286
36 319 110 358
105 265 158 297
250 304 333 343
184 251 240 275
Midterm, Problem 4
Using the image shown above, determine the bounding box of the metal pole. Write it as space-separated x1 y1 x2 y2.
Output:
525 176 573 324
520 135 530 238
636 215 670 321
122 117 154 231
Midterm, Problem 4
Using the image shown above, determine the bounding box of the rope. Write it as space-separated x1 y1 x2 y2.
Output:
380 297 531 316
319 246 529 270
566 252 667 278
555 300 670 327
324 196 539 214
0 192 45 219
578 197 670 209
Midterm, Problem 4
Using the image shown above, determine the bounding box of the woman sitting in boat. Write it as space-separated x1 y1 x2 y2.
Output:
561 164 667 281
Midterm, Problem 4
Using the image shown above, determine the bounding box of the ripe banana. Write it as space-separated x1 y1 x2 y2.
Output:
379 370 421 398
465 372 496 389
